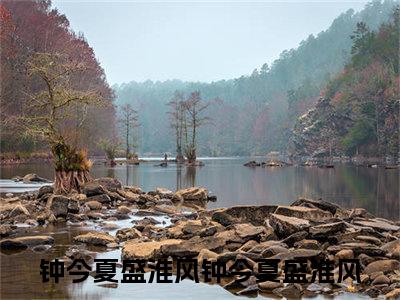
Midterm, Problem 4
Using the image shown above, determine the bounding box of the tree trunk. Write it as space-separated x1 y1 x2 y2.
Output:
54 169 91 194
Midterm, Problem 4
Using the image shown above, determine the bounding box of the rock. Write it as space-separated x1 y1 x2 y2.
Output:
327 242 385 256
93 177 122 192
86 194 111 204
334 249 354 261
167 219 209 238
197 248 218 264
116 227 142 241
258 281 283 291
274 205 332 221
231 223 265 240
122 239 182 260
32 244 52 252
67 199 79 214
355 235 382 245
22 173 51 183
372 275 390 285
212 205 277 226
117 189 140 202
244 161 261 167
0 235 54 249
37 185 54 198
274 283 303 298
156 188 174 198
101 223 119 230
309 221 346 236
364 260 400 275
73 232 117 246
161 236 226 257
385 288 400 299
236 284 258 295
270 249 321 261
0 224 16 237
85 200 103 210
5 193 13 198
353 219 400 232
82 182 107 197
117 205 131 214
282 231 308 247
239 240 259 252
174 187 208 202
294 239 320 250
382 240 400 258
8 204 30 218
291 198 340 215
269 213 310 238
47 195 70 218
261 245 289 258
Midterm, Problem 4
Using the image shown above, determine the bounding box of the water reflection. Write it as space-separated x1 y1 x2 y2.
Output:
0 158 398 220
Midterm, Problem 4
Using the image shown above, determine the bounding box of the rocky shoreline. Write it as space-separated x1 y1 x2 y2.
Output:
1 176 400 299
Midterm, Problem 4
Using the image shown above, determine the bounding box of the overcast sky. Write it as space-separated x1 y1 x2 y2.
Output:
52 1 368 84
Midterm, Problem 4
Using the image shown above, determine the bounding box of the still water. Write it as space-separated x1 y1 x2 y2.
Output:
0 157 398 299
1 157 399 219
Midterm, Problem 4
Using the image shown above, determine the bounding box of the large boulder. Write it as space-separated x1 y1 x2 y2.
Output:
381 240 400 258
274 206 332 221
122 239 182 260
81 182 107 197
174 187 208 201
212 205 277 226
269 213 310 238
116 228 142 242
46 195 70 218
364 259 400 275
93 178 122 192
37 185 54 198
85 200 103 210
73 232 116 246
0 235 54 249
167 219 222 239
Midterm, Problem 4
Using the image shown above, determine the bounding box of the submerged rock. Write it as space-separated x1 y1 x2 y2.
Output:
0 235 54 249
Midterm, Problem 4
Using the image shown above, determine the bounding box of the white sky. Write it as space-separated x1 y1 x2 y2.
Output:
52 1 368 84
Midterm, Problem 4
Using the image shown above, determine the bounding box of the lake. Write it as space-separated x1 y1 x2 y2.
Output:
0 157 398 299
1 157 399 220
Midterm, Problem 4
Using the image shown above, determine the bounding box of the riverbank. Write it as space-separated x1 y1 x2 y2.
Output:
1 177 399 299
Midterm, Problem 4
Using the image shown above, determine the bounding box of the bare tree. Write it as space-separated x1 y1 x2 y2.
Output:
184 91 210 163
167 91 185 162
119 103 139 159
20 52 108 194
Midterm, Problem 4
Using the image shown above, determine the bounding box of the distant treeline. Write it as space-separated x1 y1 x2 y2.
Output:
114 0 397 157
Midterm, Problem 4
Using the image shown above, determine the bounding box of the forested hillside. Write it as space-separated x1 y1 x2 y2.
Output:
0 0 116 156
114 0 397 156
290 9 399 159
